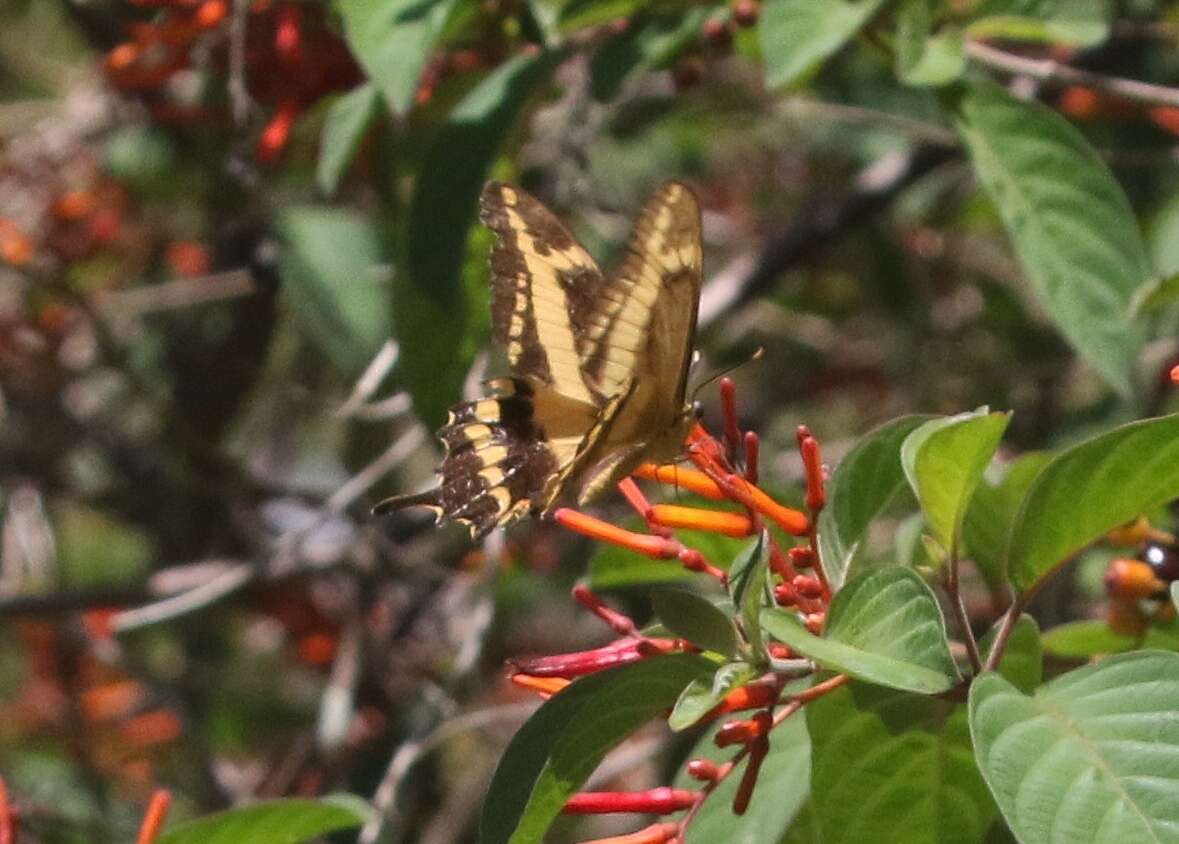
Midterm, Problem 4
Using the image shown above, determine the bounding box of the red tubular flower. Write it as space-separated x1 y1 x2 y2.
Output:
715 716 766 747
708 682 778 717
508 638 679 679
788 546 814 569
510 674 570 698
563 788 698 815
676 548 727 581
255 100 300 163
715 474 809 536
275 4 304 64
686 758 719 782
576 821 680 844
792 575 824 600
649 504 753 538
732 713 771 815
720 377 742 463
571 585 641 637
743 431 759 484
557 510 679 559
1171 364 1179 385
135 790 172 844
799 435 825 512
633 463 725 500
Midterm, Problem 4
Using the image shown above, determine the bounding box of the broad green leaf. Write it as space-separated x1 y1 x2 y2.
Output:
1006 413 1179 593
963 452 1053 589
896 0 965 87
589 9 709 101
953 82 1150 395
155 796 371 844
808 683 996 844
781 801 823 844
668 660 758 731
979 614 1041 693
675 706 811 843
317 83 380 196
1148 189 1179 276
819 415 931 588
1040 619 1137 657
401 49 562 427
759 0 888 89
895 512 934 569
964 0 1110 46
652 589 738 656
969 650 1179 844
902 410 1011 558
761 567 960 694
1130 272 1179 317
480 654 711 844
339 0 458 114
278 207 392 376
1042 618 1179 657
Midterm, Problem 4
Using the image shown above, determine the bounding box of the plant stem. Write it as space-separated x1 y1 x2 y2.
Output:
946 544 982 673
982 596 1025 674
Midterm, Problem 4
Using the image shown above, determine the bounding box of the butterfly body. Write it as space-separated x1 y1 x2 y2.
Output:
376 181 702 537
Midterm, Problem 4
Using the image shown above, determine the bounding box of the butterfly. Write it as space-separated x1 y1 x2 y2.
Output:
375 180 703 537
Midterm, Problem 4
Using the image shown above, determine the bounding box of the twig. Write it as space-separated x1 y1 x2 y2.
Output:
335 341 401 420
111 563 254 634
965 40 1179 109
95 270 255 319
227 0 253 126
982 595 1026 673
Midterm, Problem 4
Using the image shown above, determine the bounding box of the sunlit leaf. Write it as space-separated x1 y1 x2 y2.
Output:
339 0 459 114
1129 272 1179 317
760 0 888 88
901 409 1010 558
896 0 965 87
668 660 757 731
969 650 1179 844
808 683 996 844
953 82 1150 395
1006 413 1179 593
155 796 371 844
819 415 931 589
761 568 959 694
480 654 711 844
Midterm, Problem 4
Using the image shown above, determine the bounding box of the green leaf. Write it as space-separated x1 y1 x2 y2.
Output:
339 0 458 114
979 614 1041 693
401 49 562 427
759 0 888 89
964 0 1110 47
819 415 931 588
808 683 996 844
317 83 380 196
969 650 1179 844
480 654 711 844
781 801 823 844
277 207 392 376
896 0 965 87
963 452 1053 590
761 568 960 694
668 660 758 731
155 796 372 844
952 81 1150 395
729 531 770 660
1006 413 1179 593
675 706 811 843
589 9 709 101
652 589 738 656
557 0 642 31
1130 272 1179 317
1040 619 1137 657
902 410 1011 558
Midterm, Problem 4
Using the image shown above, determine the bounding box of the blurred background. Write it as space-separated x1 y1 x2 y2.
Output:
1 0 1177 841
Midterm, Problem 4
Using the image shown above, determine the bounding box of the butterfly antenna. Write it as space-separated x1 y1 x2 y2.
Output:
689 347 765 403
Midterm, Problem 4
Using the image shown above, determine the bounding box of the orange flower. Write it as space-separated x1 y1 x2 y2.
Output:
649 504 753 537
555 509 678 558
633 463 725 500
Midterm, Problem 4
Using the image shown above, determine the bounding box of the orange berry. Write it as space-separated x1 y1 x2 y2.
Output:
297 632 337 665
1104 558 1165 600
106 42 141 72
165 240 211 277
1106 516 1150 547
1058 86 1100 120
52 189 97 220
194 0 228 28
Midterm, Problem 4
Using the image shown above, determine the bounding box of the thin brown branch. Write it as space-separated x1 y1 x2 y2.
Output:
982 595 1026 674
945 544 983 674
966 40 1179 109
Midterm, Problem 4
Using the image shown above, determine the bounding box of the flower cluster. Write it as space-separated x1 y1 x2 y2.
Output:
102 1 360 162
1104 517 1179 637
508 378 847 843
